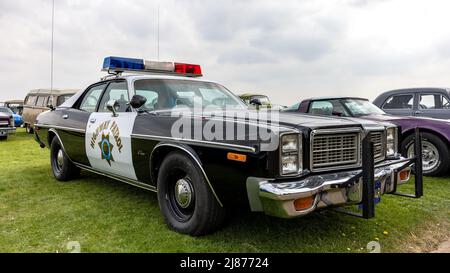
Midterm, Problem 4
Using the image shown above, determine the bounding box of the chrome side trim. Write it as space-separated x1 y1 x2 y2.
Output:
74 163 157 192
150 142 224 207
132 133 256 153
35 123 86 134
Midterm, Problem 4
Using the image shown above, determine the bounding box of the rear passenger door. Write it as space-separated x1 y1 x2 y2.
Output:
416 93 450 119
380 94 415 117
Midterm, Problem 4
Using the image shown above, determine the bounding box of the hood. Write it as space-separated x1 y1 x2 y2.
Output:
157 109 365 132
353 113 450 133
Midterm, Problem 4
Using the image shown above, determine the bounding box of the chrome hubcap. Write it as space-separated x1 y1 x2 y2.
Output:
408 140 439 171
174 178 194 209
57 150 64 168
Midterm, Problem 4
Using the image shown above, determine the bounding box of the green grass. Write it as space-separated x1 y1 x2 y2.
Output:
0 129 449 253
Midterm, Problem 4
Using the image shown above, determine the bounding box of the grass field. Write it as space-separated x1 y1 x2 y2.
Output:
0 129 449 253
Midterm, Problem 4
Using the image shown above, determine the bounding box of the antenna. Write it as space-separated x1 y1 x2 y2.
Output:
157 3 160 61
50 0 55 105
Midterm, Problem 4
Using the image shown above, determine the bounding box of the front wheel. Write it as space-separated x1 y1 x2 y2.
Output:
402 132 450 176
157 151 225 236
50 137 80 181
0 135 7 141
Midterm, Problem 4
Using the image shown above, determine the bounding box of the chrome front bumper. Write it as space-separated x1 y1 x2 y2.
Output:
246 157 412 218
0 127 16 136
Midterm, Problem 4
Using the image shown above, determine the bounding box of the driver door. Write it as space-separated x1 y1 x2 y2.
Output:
85 81 138 180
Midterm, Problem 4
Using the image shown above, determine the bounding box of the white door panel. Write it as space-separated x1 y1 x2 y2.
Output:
85 112 137 180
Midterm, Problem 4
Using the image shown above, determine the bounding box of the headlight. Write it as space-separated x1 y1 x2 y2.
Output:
282 134 298 152
280 133 303 175
386 127 398 157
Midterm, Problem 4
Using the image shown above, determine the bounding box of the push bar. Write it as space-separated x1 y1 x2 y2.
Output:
334 136 375 219
391 127 423 198
335 127 423 219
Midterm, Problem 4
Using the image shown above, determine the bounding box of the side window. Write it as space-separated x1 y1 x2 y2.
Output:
309 101 333 115
419 94 449 109
443 96 450 109
27 95 37 106
79 84 107 112
36 96 47 107
135 89 159 110
382 94 414 109
419 94 436 109
98 81 130 112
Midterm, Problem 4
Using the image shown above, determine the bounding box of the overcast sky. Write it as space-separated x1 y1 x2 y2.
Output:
1 0 450 105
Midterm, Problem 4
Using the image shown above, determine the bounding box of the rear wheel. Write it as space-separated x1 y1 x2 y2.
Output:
50 137 80 181
0 135 7 141
402 132 450 176
157 151 225 236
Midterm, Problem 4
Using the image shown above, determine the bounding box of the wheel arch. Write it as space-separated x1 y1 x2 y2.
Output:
402 127 450 149
47 129 74 162
150 142 223 207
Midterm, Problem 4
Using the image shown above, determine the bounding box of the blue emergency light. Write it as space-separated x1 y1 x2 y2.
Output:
103 56 145 71
102 56 202 77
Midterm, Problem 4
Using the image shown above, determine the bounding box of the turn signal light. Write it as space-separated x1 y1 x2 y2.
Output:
227 153 247 162
399 170 410 181
294 196 315 211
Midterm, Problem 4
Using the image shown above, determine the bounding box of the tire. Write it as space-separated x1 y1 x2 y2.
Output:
157 151 225 236
25 124 34 134
0 135 7 141
50 137 80 181
401 132 450 176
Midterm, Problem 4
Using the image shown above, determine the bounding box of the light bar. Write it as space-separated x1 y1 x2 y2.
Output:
102 56 202 77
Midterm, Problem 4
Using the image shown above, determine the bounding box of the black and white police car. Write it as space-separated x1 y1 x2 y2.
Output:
34 56 423 235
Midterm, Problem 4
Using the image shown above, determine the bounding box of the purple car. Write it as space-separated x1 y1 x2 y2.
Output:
285 97 450 176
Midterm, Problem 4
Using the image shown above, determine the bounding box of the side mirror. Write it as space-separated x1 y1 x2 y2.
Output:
130 95 147 109
249 98 263 107
47 104 55 111
106 100 119 117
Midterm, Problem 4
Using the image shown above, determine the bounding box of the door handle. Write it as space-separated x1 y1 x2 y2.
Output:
62 114 69 119
90 118 96 123
415 111 423 115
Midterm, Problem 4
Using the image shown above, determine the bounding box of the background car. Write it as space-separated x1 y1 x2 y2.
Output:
0 106 23 127
0 112 15 140
373 88 450 119
287 96 450 176
3 99 24 115
239 93 272 109
22 89 78 133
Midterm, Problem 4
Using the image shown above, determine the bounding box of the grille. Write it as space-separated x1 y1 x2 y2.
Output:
370 131 385 162
0 119 9 127
311 132 360 171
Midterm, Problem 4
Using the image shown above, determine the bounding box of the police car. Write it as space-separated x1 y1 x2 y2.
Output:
34 56 423 235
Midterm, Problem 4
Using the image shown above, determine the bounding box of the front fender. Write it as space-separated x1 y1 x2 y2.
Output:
150 142 223 207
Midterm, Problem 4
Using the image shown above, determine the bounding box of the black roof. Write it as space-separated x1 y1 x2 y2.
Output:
304 96 369 101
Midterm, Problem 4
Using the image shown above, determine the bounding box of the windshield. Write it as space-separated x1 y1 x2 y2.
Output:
134 79 247 111
342 99 385 116
0 107 13 115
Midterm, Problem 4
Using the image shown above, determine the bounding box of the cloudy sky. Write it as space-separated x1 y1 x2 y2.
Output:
1 0 450 105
